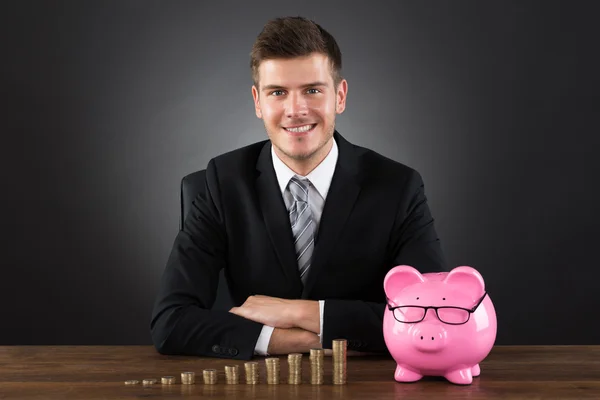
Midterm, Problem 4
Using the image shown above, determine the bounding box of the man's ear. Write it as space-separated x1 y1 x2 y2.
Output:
252 85 262 119
336 79 348 114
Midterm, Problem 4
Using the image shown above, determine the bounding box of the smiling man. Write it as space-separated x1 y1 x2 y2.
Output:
150 16 447 359
252 52 346 176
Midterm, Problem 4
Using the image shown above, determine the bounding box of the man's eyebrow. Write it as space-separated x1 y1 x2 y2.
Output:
261 81 329 91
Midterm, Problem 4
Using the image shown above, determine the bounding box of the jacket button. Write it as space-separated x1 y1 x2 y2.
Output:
212 345 220 353
231 348 239 356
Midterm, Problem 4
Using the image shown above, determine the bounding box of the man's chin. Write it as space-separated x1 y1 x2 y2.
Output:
276 139 317 159
282 149 316 161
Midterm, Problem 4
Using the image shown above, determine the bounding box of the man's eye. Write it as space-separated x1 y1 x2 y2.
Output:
307 88 320 94
271 90 285 96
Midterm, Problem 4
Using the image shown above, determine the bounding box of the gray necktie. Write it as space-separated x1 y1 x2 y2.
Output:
287 176 314 282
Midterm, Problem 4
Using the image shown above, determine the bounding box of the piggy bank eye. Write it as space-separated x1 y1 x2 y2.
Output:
443 297 446 300
438 308 470 324
393 307 426 323
416 297 419 300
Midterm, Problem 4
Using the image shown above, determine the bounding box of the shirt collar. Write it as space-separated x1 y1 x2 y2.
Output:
271 138 338 200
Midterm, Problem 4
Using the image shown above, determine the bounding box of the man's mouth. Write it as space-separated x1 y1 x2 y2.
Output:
283 124 317 134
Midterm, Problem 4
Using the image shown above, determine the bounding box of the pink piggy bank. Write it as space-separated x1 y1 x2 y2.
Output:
383 265 497 385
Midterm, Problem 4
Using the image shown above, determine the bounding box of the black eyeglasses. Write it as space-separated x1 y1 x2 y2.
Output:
386 291 488 325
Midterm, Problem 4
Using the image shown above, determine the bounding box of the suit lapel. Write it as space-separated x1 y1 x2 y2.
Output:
301 132 362 298
255 142 303 290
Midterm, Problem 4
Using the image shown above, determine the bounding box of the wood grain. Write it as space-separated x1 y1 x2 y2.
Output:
0 346 598 399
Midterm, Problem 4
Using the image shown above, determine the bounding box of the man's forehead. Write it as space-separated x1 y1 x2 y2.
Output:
258 54 333 88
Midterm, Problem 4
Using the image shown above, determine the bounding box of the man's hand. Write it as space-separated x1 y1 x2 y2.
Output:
229 295 295 329
229 295 320 334
266 327 321 355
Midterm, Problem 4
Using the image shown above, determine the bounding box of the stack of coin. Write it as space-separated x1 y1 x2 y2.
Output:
288 353 302 384
142 378 157 386
181 371 195 385
161 376 176 385
332 339 347 385
265 357 280 384
224 365 239 384
310 348 324 385
124 380 139 385
203 369 218 385
244 361 259 384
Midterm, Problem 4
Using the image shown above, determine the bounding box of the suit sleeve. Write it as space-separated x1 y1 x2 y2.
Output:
150 159 263 360
321 169 448 353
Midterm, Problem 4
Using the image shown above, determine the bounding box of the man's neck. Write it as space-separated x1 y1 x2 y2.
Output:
275 139 334 177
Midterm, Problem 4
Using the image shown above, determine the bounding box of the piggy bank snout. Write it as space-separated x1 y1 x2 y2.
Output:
412 322 448 352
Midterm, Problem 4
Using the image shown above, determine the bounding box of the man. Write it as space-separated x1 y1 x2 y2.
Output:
150 16 447 360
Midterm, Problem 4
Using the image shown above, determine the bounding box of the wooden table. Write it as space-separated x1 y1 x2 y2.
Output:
0 346 598 399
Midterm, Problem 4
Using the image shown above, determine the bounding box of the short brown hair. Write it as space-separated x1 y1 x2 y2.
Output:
250 16 343 89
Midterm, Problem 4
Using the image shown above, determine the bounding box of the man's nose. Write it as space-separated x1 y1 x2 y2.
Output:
285 93 308 118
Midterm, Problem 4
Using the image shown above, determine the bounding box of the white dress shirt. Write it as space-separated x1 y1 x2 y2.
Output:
254 138 339 355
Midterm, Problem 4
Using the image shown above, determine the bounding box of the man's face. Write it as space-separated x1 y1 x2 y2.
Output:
252 53 347 164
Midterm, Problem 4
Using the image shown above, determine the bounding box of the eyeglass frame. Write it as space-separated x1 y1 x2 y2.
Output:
386 291 488 325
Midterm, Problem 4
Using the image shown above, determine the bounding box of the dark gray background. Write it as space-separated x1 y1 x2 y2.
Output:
2 0 599 346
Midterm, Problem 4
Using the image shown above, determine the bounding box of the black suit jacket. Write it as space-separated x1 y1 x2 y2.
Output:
150 131 447 360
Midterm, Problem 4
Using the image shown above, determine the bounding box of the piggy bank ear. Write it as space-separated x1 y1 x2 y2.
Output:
384 265 425 300
443 266 485 299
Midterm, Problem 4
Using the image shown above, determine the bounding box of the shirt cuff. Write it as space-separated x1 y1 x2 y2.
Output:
253 325 274 356
319 300 325 344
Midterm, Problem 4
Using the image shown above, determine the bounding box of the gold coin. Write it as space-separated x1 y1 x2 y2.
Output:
265 358 280 384
244 361 259 384
310 348 324 358
310 356 324 385
181 371 195 385
203 369 218 384
333 341 347 350
225 366 239 373
224 365 239 384
288 354 302 384
161 376 176 384
142 379 157 385
332 340 347 385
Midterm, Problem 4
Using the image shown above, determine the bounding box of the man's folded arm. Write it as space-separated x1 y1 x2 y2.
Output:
321 168 447 353
150 159 263 360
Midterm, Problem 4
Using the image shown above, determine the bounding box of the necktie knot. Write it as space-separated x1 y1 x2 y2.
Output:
289 176 310 203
